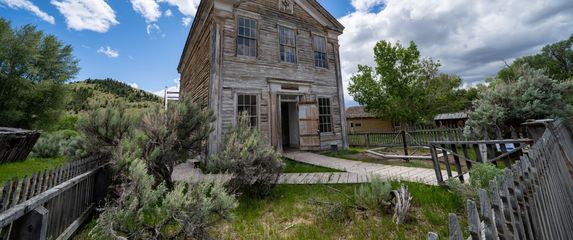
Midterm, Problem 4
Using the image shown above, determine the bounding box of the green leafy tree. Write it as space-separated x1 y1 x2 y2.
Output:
498 34 573 82
465 64 573 137
0 18 79 129
348 40 464 124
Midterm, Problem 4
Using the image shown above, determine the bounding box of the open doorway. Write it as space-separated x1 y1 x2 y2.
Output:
280 100 300 149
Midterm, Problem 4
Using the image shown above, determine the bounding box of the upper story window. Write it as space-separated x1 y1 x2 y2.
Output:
279 26 296 63
318 97 333 133
279 0 294 14
237 17 257 57
313 35 328 68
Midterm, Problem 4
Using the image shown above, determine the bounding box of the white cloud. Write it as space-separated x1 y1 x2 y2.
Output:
338 0 573 103
350 0 385 12
157 0 200 17
97 46 119 58
129 82 139 89
146 23 160 35
129 0 161 23
153 78 180 97
0 0 55 24
51 0 118 33
181 17 192 27
164 9 172 17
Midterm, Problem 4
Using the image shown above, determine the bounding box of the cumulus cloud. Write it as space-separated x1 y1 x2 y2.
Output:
129 0 161 23
338 0 573 103
153 78 180 97
0 0 55 24
129 82 139 89
181 17 192 27
157 0 200 17
164 9 172 17
97 46 119 58
51 0 118 33
146 23 160 35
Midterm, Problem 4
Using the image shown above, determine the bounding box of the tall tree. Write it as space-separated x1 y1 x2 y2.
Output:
0 18 79 129
465 64 573 137
498 34 573 82
348 40 464 124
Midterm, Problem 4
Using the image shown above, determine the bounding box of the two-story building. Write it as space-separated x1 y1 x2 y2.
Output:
178 0 347 154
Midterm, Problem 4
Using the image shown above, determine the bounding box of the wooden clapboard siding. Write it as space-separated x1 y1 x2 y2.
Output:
179 0 347 152
178 0 214 106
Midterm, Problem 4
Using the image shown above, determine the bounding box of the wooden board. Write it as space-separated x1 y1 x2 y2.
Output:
298 95 319 150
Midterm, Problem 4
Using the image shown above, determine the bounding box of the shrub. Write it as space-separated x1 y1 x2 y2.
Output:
351 177 392 211
446 163 504 202
90 155 237 239
469 163 504 189
207 113 283 197
76 104 134 156
138 97 214 188
32 130 87 159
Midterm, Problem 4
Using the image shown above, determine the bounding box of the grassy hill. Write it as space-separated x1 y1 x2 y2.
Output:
66 78 162 114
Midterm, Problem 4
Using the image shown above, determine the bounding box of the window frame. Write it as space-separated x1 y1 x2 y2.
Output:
236 16 258 58
312 34 328 69
235 93 260 128
278 25 297 64
318 97 334 134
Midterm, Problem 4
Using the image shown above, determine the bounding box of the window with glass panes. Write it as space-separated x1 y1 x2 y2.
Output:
237 94 257 127
318 97 332 133
313 35 327 68
279 26 296 63
237 17 257 57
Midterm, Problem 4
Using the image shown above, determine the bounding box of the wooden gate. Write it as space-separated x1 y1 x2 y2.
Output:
298 95 320 150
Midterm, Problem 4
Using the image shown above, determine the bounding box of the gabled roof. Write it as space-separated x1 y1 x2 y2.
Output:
298 0 345 33
434 112 469 121
346 106 374 119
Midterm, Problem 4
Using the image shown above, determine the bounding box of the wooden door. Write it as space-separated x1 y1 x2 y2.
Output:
298 95 320 150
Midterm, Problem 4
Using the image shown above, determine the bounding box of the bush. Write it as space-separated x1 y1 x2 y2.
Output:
90 155 237 239
351 177 392 211
207 113 283 197
138 97 214 189
32 130 87 159
76 104 134 156
446 163 504 202
469 163 504 189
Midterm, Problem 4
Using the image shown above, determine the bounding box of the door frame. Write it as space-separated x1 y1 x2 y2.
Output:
277 94 301 152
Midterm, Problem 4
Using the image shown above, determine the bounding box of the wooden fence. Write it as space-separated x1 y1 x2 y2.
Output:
428 119 573 239
348 128 464 148
0 128 41 164
0 154 110 239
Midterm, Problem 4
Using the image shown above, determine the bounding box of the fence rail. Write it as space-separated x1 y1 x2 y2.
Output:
348 128 464 148
428 119 573 239
0 127 41 164
0 154 109 239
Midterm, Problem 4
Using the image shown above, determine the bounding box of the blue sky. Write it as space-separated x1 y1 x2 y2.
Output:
1 0 572 107
0 0 356 95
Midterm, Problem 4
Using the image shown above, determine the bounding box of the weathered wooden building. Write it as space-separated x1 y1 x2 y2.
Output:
346 106 401 133
178 0 348 154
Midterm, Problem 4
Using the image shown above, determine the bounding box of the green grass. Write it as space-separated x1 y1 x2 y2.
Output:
0 156 69 184
210 182 466 239
282 158 342 173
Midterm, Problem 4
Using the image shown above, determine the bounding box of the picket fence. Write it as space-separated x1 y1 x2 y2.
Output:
348 128 464 148
0 154 109 239
428 119 573 239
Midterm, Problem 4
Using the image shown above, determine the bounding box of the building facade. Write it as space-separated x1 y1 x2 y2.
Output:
346 106 402 133
178 0 348 154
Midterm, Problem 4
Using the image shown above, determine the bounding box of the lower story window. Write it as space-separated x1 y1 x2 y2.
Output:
238 94 257 127
318 97 332 133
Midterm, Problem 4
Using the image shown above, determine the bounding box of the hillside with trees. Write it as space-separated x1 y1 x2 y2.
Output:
66 78 162 114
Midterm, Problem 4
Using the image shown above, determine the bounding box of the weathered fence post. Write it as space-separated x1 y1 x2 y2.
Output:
93 165 111 210
401 130 409 162
522 119 553 141
10 206 48 240
365 133 370 149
